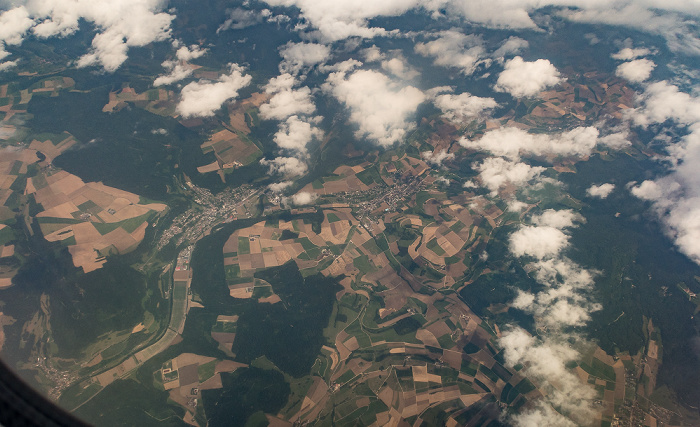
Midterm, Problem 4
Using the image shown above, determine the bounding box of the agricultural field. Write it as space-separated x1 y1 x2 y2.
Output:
198 129 262 177
102 85 177 116
213 197 542 425
30 168 166 272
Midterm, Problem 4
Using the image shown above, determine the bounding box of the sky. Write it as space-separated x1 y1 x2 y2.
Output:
2 0 700 424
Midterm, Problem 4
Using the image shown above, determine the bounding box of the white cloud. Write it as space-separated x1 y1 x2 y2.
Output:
279 41 331 75
380 56 418 80
475 157 545 195
291 191 318 205
501 207 600 426
630 179 665 201
263 73 297 93
492 36 529 61
261 156 308 177
500 328 596 424
3 0 696 73
154 63 193 86
414 30 489 75
176 64 252 118
323 68 425 147
611 46 651 60
175 44 206 62
260 75 317 121
58 1 173 72
0 7 33 45
268 181 294 192
0 6 33 64
508 199 528 212
598 131 631 150
461 127 611 161
628 81 700 127
421 149 454 166
154 44 207 86
217 7 270 32
616 58 656 83
563 4 700 56
627 84 700 263
509 225 569 259
0 60 18 71
362 45 384 62
431 89 498 123
494 56 562 98
273 115 323 155
0 1 176 72
260 0 420 41
586 183 615 199
435 176 451 185
357 46 418 80
259 0 700 47
531 209 583 229
510 402 577 427
260 72 323 178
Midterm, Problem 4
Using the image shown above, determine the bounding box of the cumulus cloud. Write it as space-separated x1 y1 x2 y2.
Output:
64 1 173 72
414 30 488 75
510 401 577 427
0 7 33 60
260 74 317 120
421 149 454 166
176 64 252 118
217 7 270 32
628 81 700 127
279 41 331 75
509 209 582 259
501 208 599 426
616 58 656 83
174 44 206 62
3 0 696 73
598 131 632 150
532 209 583 229
501 328 596 425
625 82 700 263
154 44 207 86
291 191 318 205
509 226 570 259
359 47 419 79
461 127 623 161
260 72 323 179
475 157 545 195
323 68 425 147
586 183 615 199
0 6 32 66
494 56 562 98
492 36 529 61
563 3 700 56
431 89 498 123
508 199 528 212
380 56 419 80
261 156 308 177
268 181 293 192
260 0 421 41
630 179 665 201
0 0 178 71
362 45 384 62
273 115 323 155
0 60 17 71
260 0 700 47
611 46 651 60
